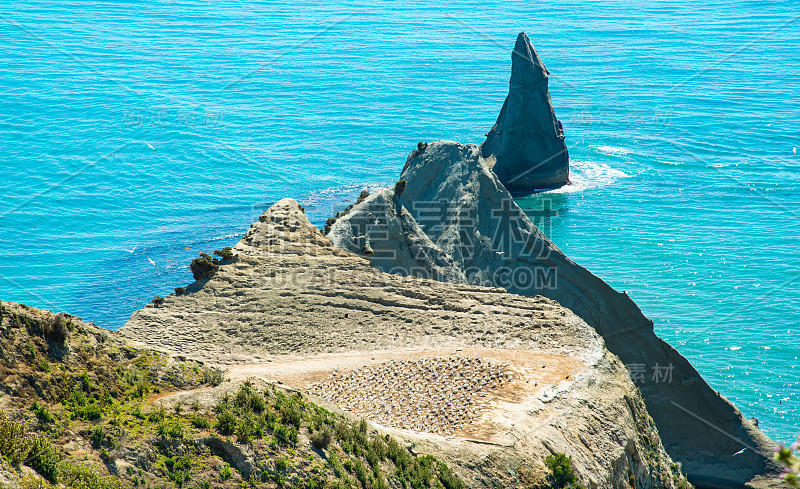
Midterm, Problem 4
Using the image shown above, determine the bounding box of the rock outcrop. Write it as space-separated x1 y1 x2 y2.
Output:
328 141 782 489
480 32 570 192
122 199 688 489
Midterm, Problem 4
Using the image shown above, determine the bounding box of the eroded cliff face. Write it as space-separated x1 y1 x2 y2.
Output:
122 199 688 489
327 141 782 489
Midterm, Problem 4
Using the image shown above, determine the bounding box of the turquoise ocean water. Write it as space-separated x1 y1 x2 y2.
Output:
1 1 798 442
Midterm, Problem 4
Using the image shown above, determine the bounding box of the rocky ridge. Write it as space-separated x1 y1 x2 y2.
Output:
328 140 782 488
122 199 688 489
0 300 480 489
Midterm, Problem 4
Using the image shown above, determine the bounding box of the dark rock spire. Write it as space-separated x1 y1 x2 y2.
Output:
480 32 569 192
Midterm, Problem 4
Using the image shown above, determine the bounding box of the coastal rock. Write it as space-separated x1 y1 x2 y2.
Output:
480 32 569 192
327 141 782 489
122 199 686 489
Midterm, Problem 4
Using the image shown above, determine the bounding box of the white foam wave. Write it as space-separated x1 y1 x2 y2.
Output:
546 160 629 194
592 145 634 156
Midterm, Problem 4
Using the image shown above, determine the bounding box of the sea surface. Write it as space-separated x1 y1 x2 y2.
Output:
1 1 798 443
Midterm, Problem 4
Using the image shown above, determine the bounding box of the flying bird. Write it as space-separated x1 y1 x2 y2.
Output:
147 257 157 268
124 245 138 253
793 146 796 155
144 142 156 151
733 447 747 456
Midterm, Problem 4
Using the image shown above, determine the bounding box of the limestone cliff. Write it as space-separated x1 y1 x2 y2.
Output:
122 199 688 489
480 32 570 191
327 141 782 489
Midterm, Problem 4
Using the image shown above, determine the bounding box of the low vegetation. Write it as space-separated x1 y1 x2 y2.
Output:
213 247 236 261
541 454 583 489
393 179 407 197
0 300 465 489
776 437 800 487
189 252 219 280
408 141 428 159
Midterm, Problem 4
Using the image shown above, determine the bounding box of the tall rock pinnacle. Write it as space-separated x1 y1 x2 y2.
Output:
480 32 569 192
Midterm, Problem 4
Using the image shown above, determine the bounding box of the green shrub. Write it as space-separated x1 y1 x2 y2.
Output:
166 456 192 487
541 454 583 489
203 367 224 386
28 439 60 479
168 420 185 439
174 286 186 295
274 424 298 446
45 313 70 345
132 404 145 420
220 464 233 480
191 415 210 429
60 462 122 489
0 416 60 483
311 427 332 450
394 179 407 197
131 381 148 399
90 426 105 447
216 409 237 435
276 393 302 428
236 417 256 444
156 421 168 438
190 253 218 280
148 404 165 423
0 415 32 466
234 382 265 413
438 462 465 489
328 453 346 480
157 420 184 439
33 441 61 479
37 358 51 373
31 401 54 424
73 403 103 421
213 247 235 261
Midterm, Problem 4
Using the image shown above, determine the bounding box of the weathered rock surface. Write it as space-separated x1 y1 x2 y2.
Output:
122 199 687 489
328 141 782 489
480 32 570 192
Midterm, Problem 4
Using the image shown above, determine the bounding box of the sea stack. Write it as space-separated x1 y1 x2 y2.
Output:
480 32 569 192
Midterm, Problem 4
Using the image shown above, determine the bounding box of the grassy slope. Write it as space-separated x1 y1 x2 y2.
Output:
0 300 464 489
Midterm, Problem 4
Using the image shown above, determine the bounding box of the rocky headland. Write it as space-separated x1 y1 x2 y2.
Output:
123 199 687 489
326 33 782 489
0 32 788 489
